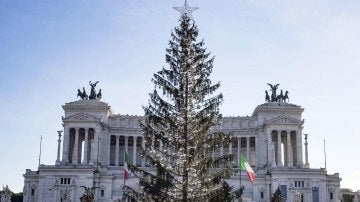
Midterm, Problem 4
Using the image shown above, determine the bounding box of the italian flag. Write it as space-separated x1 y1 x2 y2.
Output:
124 152 130 180
240 154 255 182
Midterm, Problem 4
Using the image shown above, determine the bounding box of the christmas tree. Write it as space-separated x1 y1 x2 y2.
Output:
123 2 235 201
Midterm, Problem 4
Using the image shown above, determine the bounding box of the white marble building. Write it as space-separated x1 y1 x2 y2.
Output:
23 98 341 202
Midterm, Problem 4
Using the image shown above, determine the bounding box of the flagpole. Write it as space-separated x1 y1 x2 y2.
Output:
123 153 126 201
324 139 327 171
239 153 242 202
38 135 42 167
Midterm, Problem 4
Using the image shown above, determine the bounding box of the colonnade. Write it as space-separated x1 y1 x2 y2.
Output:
108 135 258 168
61 127 98 164
110 135 145 167
267 130 302 167
234 136 257 168
60 128 306 168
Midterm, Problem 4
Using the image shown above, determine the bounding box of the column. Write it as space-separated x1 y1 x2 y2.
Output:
277 131 283 166
304 134 310 168
90 128 98 164
297 130 304 167
266 131 272 165
62 127 69 163
125 136 129 159
89 137 94 164
133 136 137 165
254 136 257 168
108 135 112 166
56 130 62 165
82 129 89 164
246 136 250 161
272 142 276 167
141 137 145 167
94 129 99 164
237 137 241 167
287 131 293 166
73 128 79 164
115 135 119 166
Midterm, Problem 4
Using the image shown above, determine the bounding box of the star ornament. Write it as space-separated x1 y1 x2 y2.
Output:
173 0 198 19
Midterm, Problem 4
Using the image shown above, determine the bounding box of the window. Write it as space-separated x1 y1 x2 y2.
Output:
101 190 104 197
60 178 71 185
330 192 334 199
280 185 287 199
260 191 264 199
31 189 35 196
312 187 319 202
295 181 305 188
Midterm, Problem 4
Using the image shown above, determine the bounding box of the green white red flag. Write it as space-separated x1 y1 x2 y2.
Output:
240 154 255 182
124 152 130 180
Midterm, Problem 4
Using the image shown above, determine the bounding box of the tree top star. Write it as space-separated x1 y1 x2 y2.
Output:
173 0 198 18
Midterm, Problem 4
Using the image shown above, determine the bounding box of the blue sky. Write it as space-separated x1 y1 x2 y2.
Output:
1 0 359 192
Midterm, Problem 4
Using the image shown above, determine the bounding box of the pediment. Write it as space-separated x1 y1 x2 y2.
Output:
265 116 303 125
63 113 100 122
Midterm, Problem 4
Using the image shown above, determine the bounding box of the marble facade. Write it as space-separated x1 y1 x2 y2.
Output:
23 99 341 201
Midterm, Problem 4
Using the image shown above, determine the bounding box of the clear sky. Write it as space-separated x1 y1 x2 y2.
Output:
0 0 359 193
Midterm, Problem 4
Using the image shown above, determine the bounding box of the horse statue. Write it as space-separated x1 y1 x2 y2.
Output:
77 87 88 100
89 81 99 100
277 90 284 102
82 87 88 99
282 91 289 102
77 81 102 100
97 89 102 100
77 89 82 98
265 90 270 102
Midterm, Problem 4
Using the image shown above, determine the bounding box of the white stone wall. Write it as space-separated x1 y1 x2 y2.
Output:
23 100 341 201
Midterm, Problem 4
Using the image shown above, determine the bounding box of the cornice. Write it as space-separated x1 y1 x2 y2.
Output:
252 102 304 116
62 100 111 112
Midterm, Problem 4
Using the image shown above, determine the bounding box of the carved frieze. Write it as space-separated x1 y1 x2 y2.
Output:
63 113 100 123
264 116 304 126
